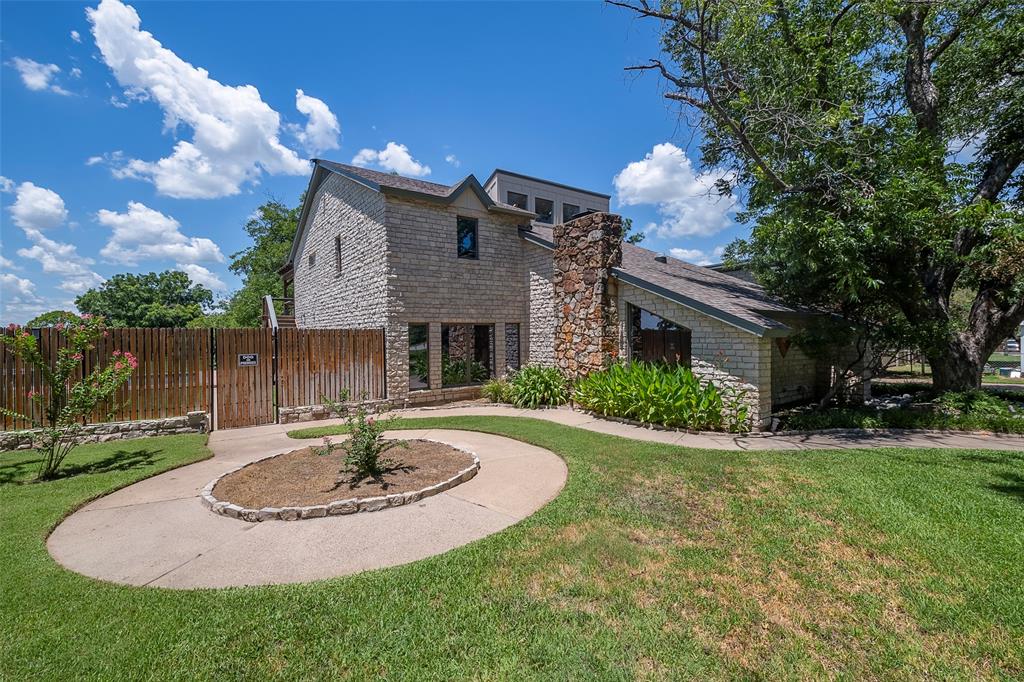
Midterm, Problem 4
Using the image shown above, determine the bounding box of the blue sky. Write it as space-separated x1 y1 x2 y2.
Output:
1 0 742 323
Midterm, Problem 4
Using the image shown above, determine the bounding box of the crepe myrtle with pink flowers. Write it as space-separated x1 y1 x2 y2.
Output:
1 314 137 480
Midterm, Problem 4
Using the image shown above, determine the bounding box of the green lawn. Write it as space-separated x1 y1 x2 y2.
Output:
2 419 1023 679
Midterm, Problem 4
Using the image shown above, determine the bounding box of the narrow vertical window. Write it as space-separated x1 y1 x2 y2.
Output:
534 197 554 224
334 235 342 275
409 324 429 391
457 216 478 259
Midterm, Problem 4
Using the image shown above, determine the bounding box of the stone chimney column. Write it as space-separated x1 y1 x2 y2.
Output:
552 212 623 379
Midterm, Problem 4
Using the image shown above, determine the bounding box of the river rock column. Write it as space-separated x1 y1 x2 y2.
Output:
552 212 623 379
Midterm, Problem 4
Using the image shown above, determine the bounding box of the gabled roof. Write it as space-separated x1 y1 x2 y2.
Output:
285 159 535 267
521 225 806 337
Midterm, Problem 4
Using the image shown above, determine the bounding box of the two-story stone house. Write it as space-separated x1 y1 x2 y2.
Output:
280 159 852 427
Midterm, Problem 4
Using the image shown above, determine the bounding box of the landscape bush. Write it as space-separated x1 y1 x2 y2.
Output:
573 361 748 432
481 377 512 404
781 390 1024 434
506 365 569 409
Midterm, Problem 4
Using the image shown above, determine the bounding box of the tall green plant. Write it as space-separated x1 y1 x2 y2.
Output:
1 316 136 480
574 362 746 432
507 365 569 409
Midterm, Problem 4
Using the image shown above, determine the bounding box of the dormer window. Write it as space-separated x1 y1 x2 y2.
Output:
457 216 478 259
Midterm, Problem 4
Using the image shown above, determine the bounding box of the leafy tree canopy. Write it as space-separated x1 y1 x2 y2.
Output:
613 0 1024 390
219 197 301 327
25 310 79 328
75 271 213 327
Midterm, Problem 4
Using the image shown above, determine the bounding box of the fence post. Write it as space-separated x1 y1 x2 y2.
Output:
272 327 280 424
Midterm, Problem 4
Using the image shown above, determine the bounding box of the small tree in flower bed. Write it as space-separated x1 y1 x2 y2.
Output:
318 397 406 488
0 315 137 480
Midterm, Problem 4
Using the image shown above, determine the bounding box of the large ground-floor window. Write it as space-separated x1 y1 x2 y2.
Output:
441 324 494 387
409 324 429 391
628 304 692 366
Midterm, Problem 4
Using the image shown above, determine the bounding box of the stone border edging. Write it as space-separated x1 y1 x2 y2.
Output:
200 439 480 522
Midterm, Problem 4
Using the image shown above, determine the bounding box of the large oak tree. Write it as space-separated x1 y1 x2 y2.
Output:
611 0 1023 390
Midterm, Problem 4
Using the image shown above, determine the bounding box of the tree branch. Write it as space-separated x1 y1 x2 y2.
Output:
926 0 993 64
604 0 699 31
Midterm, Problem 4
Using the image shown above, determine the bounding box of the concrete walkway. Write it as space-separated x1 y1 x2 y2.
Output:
47 405 1021 590
48 427 567 589
389 404 1024 452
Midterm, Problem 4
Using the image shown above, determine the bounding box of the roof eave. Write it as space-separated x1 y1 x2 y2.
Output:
610 268 789 338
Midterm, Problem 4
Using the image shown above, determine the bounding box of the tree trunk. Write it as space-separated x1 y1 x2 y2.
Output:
927 340 984 392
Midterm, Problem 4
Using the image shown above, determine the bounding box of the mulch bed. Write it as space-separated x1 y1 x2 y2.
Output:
213 439 475 509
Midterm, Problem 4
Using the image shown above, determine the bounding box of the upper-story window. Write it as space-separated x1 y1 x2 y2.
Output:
562 203 580 222
457 216 478 259
535 197 554 224
334 235 342 275
308 252 316 267
507 191 528 210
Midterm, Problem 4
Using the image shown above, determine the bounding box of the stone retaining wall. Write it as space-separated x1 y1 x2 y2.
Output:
278 400 392 424
0 411 209 451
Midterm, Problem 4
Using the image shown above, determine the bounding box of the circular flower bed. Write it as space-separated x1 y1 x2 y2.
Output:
201 439 479 522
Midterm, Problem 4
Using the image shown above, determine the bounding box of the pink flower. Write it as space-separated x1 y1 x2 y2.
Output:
123 351 138 368
112 350 122 357
81 313 93 320
55 323 65 331
114 360 125 371
103 331 109 338
27 389 36 399
70 352 83 361
6 323 16 331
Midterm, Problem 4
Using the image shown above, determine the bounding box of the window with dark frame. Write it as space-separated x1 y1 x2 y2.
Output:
534 197 554 224
562 203 580 223
441 324 494 387
308 251 316 267
408 324 429 391
457 216 478 259
334 235 342 275
507 191 528 210
628 304 692 367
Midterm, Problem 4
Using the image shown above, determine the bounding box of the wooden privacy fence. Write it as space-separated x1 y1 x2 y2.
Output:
1 327 385 431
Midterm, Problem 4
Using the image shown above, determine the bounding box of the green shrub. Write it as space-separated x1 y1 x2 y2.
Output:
574 362 746 432
441 356 489 386
507 365 569 409
481 377 512 403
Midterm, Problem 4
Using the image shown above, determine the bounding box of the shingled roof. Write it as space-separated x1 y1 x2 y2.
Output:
521 224 806 337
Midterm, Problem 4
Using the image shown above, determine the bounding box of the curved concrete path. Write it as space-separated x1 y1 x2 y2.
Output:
390 404 1024 451
48 428 567 589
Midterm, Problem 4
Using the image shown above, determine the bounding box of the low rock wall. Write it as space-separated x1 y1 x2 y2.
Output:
0 411 209 451
277 400 393 424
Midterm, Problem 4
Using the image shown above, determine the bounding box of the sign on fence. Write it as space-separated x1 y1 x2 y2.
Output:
1 327 385 431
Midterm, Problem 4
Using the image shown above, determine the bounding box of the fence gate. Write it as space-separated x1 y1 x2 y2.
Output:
215 328 276 429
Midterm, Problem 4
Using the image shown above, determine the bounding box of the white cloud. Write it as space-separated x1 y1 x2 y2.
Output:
668 245 726 266
10 57 71 95
614 143 736 238
352 142 431 177
70 67 83 78
9 181 69 231
71 30 82 42
17 229 104 293
5 181 103 293
0 273 46 321
87 0 309 198
445 154 460 168
290 89 340 155
0 254 16 270
176 263 226 291
96 201 225 266
0 176 13 193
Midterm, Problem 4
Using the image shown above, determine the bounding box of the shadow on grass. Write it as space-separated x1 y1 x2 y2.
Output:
989 471 1024 503
0 448 164 485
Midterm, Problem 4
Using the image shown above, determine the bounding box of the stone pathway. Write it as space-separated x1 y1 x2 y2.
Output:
47 428 566 589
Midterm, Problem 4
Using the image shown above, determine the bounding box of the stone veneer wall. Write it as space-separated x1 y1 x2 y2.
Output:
552 213 623 379
293 173 388 329
771 340 831 407
381 192 528 401
616 280 772 425
0 411 209 451
524 241 556 367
